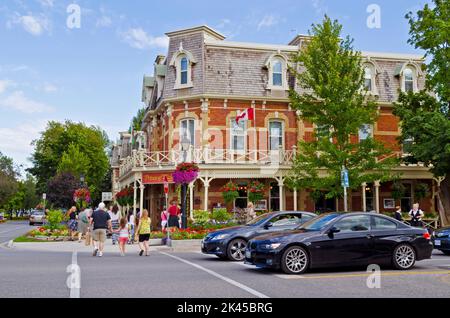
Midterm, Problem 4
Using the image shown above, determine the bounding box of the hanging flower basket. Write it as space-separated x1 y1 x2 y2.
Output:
221 181 239 204
172 162 199 185
248 180 265 203
116 186 134 206
73 188 91 210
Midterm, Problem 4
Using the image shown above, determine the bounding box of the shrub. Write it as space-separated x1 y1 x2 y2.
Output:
221 181 239 204
212 208 232 222
414 183 430 202
193 210 210 227
46 210 64 230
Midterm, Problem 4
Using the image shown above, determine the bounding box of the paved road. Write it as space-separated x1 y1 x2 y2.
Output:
1 242 449 298
0 221 32 244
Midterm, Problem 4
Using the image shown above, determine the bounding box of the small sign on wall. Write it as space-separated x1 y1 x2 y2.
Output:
383 198 395 209
102 192 113 202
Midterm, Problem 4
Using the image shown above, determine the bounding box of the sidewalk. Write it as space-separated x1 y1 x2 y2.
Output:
4 238 202 254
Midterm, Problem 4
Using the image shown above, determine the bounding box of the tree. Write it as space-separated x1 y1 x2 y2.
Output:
287 16 396 207
46 172 79 208
28 121 111 201
0 151 19 208
393 0 450 225
129 107 146 132
4 174 40 213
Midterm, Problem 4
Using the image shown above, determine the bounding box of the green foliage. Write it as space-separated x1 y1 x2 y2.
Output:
406 0 450 105
28 120 111 203
0 151 19 207
193 210 210 226
47 172 79 208
248 181 265 203
221 181 239 203
46 210 64 230
391 181 406 201
129 107 146 132
212 208 231 222
414 183 430 202
287 16 396 199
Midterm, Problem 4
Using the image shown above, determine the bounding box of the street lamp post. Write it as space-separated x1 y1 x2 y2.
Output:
180 135 191 229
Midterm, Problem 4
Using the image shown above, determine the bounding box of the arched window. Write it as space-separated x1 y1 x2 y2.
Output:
364 67 372 91
180 118 195 148
180 56 188 85
269 121 284 151
272 60 283 87
403 67 414 93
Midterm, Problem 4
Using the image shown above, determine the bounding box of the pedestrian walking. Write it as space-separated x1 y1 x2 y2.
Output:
90 202 112 257
109 205 120 245
394 206 403 222
168 200 180 228
135 209 151 256
77 208 91 243
409 203 425 227
66 206 78 241
246 202 256 223
127 210 135 244
112 217 129 256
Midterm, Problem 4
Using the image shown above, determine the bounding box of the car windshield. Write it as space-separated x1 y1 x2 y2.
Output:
246 213 274 226
299 213 340 231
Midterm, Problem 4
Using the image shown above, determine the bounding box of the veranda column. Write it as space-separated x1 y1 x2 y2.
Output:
293 188 298 211
189 182 194 219
374 180 380 213
278 178 284 211
133 180 137 215
139 182 144 216
204 183 209 211
361 182 367 212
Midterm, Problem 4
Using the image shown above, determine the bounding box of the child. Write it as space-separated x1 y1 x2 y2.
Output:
135 209 151 256
113 217 129 256
127 211 135 244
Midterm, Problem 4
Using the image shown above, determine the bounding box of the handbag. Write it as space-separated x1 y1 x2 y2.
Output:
85 231 91 246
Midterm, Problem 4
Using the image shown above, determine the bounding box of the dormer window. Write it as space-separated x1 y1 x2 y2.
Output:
403 67 414 93
265 53 289 90
362 62 378 95
169 45 196 90
180 56 188 85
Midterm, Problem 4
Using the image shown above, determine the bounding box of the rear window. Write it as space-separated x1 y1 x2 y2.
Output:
372 216 397 230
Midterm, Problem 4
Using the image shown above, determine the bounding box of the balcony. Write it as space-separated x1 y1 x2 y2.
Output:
119 146 297 177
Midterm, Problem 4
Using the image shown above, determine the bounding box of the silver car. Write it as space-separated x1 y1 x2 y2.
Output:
29 210 46 226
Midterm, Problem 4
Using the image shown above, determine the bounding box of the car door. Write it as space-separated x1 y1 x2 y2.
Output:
311 215 373 267
370 215 399 263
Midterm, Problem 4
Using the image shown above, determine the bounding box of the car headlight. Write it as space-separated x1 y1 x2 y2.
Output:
261 243 282 250
211 233 230 241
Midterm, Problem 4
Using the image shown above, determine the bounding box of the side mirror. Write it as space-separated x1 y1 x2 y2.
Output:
328 227 340 236
264 222 273 229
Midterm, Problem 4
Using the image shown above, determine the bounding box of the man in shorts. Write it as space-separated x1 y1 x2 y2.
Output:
90 202 112 257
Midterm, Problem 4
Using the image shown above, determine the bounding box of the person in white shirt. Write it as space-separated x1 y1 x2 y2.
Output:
409 203 424 227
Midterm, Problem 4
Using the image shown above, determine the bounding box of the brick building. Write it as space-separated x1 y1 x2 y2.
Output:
111 25 436 226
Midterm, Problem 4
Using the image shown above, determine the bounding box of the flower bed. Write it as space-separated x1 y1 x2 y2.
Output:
26 226 70 241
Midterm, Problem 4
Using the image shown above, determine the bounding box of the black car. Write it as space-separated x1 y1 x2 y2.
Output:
245 212 433 274
432 227 450 255
201 211 317 261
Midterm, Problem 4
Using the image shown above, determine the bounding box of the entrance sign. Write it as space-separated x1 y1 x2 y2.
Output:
142 172 174 185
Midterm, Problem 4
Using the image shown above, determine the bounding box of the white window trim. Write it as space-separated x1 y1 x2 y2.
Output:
179 118 196 150
265 53 289 91
401 66 418 93
268 120 285 151
363 64 379 96
230 118 247 153
169 47 197 90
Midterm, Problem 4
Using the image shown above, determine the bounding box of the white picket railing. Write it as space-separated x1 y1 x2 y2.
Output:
119 148 297 177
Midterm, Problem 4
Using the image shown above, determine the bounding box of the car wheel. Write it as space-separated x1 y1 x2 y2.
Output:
281 246 309 275
393 244 416 270
227 238 247 261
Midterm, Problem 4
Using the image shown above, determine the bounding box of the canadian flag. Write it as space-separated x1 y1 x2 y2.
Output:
235 108 254 124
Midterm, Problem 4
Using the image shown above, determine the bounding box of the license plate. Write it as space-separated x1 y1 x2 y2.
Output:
434 240 441 246
245 250 251 258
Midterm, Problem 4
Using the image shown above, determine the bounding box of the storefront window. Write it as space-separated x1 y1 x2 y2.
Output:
234 183 248 209
270 182 280 211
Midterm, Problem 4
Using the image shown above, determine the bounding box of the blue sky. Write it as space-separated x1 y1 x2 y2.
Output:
0 0 431 170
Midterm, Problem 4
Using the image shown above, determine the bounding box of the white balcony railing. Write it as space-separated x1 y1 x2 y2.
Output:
119 147 297 177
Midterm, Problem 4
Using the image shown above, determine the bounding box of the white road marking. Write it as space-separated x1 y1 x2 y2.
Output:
160 251 269 298
66 251 81 298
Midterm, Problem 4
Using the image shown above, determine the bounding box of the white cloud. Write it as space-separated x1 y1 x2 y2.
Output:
0 80 14 94
0 120 47 167
257 14 279 31
96 15 112 28
37 0 54 7
7 13 50 36
42 83 57 93
120 28 169 50
0 91 54 113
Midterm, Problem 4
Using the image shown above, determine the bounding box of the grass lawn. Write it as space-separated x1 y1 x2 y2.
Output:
13 236 54 243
